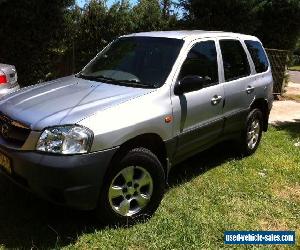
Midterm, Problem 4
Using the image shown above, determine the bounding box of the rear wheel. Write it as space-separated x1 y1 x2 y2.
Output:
96 147 165 225
240 108 263 156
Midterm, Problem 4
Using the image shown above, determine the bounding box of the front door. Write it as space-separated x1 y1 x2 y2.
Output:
172 39 224 160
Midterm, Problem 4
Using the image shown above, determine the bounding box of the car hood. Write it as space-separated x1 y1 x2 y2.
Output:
0 75 154 130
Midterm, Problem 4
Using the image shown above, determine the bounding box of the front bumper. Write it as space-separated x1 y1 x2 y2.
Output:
0 146 118 210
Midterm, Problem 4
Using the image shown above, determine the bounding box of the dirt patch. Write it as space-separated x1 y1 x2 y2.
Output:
273 184 300 202
259 218 289 231
282 94 300 103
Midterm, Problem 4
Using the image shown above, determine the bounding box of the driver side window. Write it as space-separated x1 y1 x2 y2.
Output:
179 41 219 86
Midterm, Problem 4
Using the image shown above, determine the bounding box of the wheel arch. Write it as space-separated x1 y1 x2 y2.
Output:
250 98 269 131
110 133 169 179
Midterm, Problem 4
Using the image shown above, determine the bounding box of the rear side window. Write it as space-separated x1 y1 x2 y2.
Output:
245 40 269 73
220 39 251 81
179 40 218 85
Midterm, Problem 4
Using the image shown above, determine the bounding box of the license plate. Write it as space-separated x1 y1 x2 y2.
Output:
0 152 11 174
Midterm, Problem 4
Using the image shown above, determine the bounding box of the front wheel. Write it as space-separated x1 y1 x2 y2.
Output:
96 147 165 225
239 108 263 156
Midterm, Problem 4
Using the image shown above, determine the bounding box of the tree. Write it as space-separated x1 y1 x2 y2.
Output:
255 0 300 50
294 38 300 55
69 0 135 71
73 0 108 69
104 1 135 43
179 0 258 34
0 0 74 86
132 0 165 32
179 0 300 50
161 0 172 19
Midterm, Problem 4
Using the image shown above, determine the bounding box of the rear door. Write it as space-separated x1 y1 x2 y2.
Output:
244 40 273 103
218 39 255 135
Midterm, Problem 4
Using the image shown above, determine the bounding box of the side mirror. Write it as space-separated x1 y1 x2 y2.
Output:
174 75 207 95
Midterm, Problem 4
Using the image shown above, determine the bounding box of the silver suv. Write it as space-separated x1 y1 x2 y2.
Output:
0 64 20 97
0 31 273 224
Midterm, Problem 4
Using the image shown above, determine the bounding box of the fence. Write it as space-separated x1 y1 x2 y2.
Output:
265 48 289 95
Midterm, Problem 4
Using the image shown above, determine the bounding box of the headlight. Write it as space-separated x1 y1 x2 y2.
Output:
36 125 93 154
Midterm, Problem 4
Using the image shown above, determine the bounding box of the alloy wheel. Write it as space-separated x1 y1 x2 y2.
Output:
108 166 153 217
247 118 260 150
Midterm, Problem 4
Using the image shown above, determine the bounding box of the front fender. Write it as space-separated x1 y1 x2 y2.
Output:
79 88 173 152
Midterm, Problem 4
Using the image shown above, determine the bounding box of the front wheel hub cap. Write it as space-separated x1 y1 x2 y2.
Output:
108 166 153 217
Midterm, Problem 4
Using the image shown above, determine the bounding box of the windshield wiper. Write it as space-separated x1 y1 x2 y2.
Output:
95 75 117 82
118 79 156 88
76 73 116 82
76 73 157 88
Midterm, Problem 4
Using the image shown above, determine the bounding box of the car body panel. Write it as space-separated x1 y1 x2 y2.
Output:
79 84 173 152
0 75 154 131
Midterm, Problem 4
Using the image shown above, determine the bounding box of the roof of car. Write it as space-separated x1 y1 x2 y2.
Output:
125 30 259 42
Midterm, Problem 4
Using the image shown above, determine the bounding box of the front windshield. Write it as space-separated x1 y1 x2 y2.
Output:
78 36 184 88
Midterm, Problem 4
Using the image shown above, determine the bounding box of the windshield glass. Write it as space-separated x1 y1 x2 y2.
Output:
79 36 184 88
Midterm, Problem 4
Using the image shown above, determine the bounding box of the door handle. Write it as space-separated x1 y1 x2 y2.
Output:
246 86 255 94
211 95 223 105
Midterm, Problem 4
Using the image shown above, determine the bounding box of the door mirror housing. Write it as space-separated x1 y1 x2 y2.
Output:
174 75 207 95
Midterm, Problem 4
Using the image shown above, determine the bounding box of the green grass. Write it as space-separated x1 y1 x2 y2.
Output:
0 124 299 249
284 94 300 102
289 65 300 71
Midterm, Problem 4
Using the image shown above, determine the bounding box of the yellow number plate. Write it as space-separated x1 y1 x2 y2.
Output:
0 152 11 174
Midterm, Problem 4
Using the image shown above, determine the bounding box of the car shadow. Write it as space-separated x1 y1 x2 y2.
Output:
0 141 241 249
168 142 240 188
0 175 102 249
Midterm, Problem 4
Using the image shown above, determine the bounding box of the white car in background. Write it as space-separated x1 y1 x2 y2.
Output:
0 64 20 97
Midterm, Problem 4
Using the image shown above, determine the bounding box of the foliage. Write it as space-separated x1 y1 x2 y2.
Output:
161 0 172 18
63 0 170 74
72 0 110 70
292 38 300 65
179 0 300 50
295 38 300 55
180 0 259 34
255 0 300 50
0 0 74 85
2 0 300 85
132 0 165 32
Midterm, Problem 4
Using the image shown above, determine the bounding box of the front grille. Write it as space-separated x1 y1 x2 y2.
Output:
0 113 31 146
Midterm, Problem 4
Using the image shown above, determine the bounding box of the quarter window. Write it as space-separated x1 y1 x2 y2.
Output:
179 41 219 85
245 40 269 73
220 39 251 81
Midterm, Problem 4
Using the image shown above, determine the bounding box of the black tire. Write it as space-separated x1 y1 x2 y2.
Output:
239 108 263 156
96 147 165 225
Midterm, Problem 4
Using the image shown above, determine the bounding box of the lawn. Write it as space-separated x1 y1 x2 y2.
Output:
0 124 299 249
284 94 300 103
289 66 300 71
